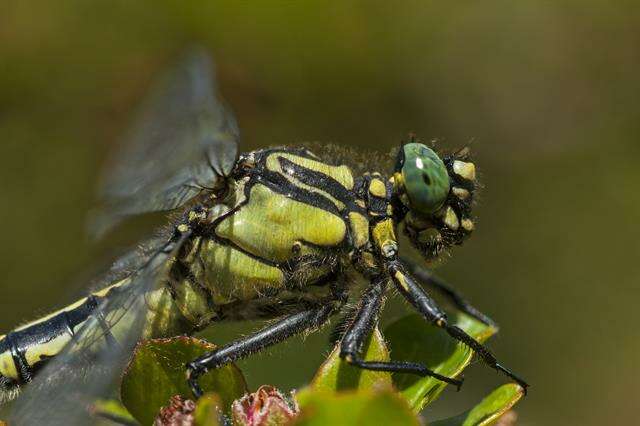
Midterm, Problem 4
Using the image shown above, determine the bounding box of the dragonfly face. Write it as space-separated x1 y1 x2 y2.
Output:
393 142 478 260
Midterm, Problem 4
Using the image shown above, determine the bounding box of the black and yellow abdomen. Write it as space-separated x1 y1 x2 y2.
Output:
0 278 190 394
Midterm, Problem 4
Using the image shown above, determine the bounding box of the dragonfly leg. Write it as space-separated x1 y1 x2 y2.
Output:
186 303 339 398
402 257 498 328
339 275 463 389
387 260 529 393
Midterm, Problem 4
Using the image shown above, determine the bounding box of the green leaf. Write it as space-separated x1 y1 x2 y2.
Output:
384 313 496 411
90 399 139 425
121 336 247 425
310 326 392 392
430 383 524 426
194 393 222 426
294 389 419 426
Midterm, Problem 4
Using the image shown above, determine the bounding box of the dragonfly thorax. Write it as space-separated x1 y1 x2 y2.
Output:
169 147 367 322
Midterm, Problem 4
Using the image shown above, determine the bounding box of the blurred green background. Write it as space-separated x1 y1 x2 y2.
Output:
1 1 638 424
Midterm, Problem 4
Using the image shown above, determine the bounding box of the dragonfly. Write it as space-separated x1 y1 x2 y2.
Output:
0 49 527 425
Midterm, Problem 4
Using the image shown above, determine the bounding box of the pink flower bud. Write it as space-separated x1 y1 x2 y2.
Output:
154 395 196 426
232 386 299 426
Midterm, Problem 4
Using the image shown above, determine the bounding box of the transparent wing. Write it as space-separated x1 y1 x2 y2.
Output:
7 234 188 426
93 48 239 236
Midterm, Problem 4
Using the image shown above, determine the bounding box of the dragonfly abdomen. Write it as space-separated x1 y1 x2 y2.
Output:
0 279 145 401
0 288 120 398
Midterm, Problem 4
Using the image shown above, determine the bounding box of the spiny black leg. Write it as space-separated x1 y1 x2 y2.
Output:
444 324 528 392
187 304 337 398
339 276 463 390
388 260 529 393
402 257 498 328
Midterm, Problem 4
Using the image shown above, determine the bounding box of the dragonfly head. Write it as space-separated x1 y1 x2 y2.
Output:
392 139 478 260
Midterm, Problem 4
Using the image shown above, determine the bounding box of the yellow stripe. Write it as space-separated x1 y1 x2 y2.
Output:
0 280 128 381
13 281 125 332
0 343 18 380
348 212 369 249
394 271 409 291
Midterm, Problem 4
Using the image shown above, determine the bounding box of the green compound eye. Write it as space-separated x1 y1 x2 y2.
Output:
401 143 450 215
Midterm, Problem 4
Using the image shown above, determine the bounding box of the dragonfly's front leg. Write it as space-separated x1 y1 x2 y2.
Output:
401 256 497 328
387 259 529 392
339 275 463 388
186 302 339 398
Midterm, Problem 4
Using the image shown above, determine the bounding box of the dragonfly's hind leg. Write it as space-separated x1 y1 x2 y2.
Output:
339 275 463 389
186 302 340 398
402 257 497 328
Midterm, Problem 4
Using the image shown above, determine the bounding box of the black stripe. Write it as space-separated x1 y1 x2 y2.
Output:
6 332 32 383
277 156 356 206
259 170 342 216
0 293 114 384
